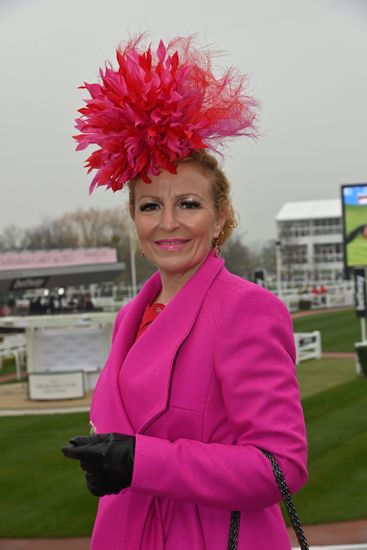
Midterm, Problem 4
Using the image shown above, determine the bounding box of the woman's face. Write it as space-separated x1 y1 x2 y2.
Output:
132 162 225 281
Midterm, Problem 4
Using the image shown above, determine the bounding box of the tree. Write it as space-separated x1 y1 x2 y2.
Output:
19 218 72 250
0 211 272 286
54 207 129 249
222 234 254 278
251 239 277 275
0 207 156 285
0 225 24 251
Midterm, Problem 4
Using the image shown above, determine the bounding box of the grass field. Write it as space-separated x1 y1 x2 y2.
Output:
296 357 357 398
345 204 367 266
345 204 367 233
347 235 367 267
0 356 27 384
292 309 360 352
0 358 365 536
0 356 17 378
292 377 367 525
0 364 17 378
0 412 96 537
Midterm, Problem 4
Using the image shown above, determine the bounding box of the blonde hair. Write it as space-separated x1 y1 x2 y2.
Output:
128 150 237 249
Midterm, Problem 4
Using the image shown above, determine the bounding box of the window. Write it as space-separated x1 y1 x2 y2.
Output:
311 218 342 236
314 243 343 263
278 220 310 238
282 244 308 264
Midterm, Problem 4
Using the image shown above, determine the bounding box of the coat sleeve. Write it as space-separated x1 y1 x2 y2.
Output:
131 285 308 512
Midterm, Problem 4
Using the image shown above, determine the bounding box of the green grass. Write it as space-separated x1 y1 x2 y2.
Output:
293 309 360 352
0 365 17 379
347 235 367 266
0 360 365 536
345 204 367 266
0 357 18 384
0 357 27 384
345 204 367 233
0 412 97 537
292 378 367 525
0 356 16 377
296 358 357 398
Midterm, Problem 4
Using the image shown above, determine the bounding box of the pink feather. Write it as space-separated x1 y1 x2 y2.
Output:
74 34 259 193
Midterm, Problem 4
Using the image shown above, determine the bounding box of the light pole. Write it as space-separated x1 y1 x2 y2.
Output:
275 240 282 300
129 231 137 297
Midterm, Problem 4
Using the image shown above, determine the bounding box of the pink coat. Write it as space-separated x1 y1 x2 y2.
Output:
90 250 308 549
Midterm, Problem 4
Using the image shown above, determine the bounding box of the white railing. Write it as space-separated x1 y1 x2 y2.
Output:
277 286 354 313
294 331 322 364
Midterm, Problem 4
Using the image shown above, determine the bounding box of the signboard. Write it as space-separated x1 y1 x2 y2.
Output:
9 276 49 291
28 371 85 400
298 335 317 347
353 268 367 318
31 326 108 373
341 184 367 269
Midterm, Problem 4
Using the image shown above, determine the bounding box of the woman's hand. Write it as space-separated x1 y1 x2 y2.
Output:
61 433 135 496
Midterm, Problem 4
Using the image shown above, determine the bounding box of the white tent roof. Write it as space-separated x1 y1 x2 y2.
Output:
276 199 341 222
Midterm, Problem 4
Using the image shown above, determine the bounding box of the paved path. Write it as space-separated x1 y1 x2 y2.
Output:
0 539 89 550
0 382 91 416
289 518 367 546
0 519 366 548
292 306 353 319
322 352 355 359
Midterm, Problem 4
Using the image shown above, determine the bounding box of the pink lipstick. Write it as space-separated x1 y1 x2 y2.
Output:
155 239 190 250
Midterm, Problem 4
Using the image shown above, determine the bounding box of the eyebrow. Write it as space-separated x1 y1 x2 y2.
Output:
137 193 204 202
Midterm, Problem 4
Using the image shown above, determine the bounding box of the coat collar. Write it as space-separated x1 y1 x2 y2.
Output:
117 249 224 433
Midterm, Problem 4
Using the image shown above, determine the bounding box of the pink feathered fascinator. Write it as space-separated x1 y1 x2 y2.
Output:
74 34 259 193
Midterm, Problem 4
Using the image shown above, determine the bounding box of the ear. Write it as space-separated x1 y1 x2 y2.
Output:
214 209 227 238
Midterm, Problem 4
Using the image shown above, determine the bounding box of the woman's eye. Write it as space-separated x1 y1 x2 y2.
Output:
180 200 201 209
139 202 159 212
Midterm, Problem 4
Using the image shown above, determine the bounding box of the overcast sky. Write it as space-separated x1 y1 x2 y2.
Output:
1 0 366 245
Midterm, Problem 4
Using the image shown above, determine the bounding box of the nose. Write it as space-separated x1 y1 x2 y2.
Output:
159 206 179 232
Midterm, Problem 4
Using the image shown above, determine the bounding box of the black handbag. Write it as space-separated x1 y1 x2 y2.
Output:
227 450 309 550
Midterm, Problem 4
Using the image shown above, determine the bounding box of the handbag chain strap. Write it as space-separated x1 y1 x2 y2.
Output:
227 511 241 550
227 450 309 550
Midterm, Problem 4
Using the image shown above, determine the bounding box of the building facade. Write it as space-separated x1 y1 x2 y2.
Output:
276 199 344 284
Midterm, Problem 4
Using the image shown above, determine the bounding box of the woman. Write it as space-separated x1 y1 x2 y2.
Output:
62 35 307 550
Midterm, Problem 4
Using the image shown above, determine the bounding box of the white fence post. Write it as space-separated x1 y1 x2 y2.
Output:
295 331 322 364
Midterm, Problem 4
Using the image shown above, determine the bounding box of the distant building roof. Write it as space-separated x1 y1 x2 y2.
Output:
0 248 117 271
276 199 342 222
0 248 125 293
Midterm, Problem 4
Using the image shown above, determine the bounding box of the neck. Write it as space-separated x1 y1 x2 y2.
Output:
155 257 208 305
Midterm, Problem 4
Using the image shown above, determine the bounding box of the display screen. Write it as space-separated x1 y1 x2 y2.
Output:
342 184 367 268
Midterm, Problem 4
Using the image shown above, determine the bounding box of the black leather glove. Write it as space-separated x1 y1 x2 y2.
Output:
61 433 135 496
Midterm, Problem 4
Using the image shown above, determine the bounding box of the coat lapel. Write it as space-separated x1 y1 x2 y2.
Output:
119 250 224 434
90 272 161 434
